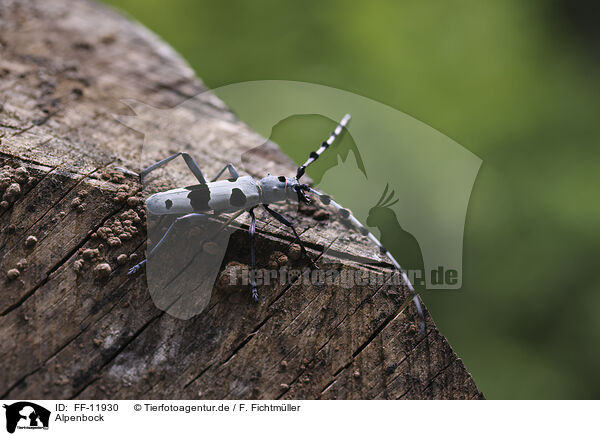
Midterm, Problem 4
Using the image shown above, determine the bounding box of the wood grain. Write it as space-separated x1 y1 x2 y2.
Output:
0 0 483 399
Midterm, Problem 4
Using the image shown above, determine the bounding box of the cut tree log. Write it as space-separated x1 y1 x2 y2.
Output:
0 0 484 399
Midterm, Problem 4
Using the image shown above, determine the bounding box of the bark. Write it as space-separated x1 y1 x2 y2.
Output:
0 0 483 399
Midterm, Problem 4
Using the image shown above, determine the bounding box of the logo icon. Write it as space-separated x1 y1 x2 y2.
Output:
117 80 481 320
3 402 50 434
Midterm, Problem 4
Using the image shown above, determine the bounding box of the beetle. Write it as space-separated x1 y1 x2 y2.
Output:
127 114 425 332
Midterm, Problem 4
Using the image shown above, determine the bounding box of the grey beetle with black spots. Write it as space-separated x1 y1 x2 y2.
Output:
127 114 425 332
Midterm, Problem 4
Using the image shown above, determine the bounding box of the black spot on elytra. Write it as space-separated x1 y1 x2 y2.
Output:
339 208 350 219
165 199 173 209
278 176 286 182
186 184 211 211
359 226 369 236
230 188 246 207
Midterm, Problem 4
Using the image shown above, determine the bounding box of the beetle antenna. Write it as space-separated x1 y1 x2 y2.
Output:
308 187 425 333
296 114 351 180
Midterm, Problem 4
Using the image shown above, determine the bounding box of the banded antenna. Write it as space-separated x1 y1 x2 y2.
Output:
296 114 351 180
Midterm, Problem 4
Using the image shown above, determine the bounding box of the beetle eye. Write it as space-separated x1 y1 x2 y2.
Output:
278 176 286 182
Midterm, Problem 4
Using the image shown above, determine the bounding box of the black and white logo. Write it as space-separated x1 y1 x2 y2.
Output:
3 402 50 434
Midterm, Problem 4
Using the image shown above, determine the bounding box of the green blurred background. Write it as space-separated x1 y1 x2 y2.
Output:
102 0 600 399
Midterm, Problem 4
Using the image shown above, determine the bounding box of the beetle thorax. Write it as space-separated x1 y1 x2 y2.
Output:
258 175 297 204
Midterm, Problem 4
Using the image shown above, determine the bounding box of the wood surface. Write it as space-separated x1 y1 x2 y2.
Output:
0 0 483 399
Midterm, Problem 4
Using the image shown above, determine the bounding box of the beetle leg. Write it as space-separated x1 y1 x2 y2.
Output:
128 212 208 275
211 163 240 182
139 152 207 184
248 207 258 302
262 204 318 269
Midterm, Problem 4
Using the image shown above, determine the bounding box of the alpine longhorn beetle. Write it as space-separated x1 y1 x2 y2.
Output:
127 114 425 332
